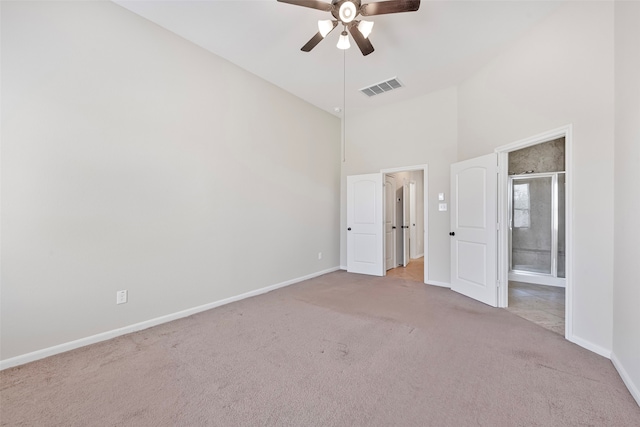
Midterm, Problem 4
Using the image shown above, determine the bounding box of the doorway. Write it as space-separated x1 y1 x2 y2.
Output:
346 165 428 281
381 165 427 282
383 170 423 274
496 126 572 339
384 174 397 271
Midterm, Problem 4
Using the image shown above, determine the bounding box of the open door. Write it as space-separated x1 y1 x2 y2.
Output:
450 153 498 307
402 183 410 267
347 173 384 276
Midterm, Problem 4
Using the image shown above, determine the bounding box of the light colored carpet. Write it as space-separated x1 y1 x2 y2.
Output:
1 271 639 426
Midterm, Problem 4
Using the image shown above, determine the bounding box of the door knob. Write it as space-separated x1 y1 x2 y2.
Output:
449 232 455 236
392 226 397 229
348 227 352 231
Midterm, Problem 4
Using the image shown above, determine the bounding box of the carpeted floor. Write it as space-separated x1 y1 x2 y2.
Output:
1 271 639 426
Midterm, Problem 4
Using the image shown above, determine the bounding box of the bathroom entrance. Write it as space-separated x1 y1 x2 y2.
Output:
505 137 567 336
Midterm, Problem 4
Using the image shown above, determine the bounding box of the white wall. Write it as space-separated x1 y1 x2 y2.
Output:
613 0 640 404
340 87 458 284
0 1 340 361
457 2 615 352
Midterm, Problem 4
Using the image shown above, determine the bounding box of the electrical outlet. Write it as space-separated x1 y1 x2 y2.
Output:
318 252 323 260
116 290 128 305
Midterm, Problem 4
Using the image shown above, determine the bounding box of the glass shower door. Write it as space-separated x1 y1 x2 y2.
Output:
510 176 553 275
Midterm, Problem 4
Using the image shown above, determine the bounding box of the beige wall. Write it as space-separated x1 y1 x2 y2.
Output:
613 0 640 405
1 1 341 361
340 87 458 285
457 2 615 352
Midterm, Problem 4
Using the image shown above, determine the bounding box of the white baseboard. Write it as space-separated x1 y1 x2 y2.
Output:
567 334 612 359
611 352 640 407
426 280 450 288
340 265 347 270
0 266 340 371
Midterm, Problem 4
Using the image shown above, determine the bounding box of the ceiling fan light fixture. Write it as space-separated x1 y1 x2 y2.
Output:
358 20 374 38
337 31 350 49
339 1 357 23
318 20 334 37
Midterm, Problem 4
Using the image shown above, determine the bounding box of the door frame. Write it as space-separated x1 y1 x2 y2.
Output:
495 124 573 339
380 164 428 283
384 174 397 270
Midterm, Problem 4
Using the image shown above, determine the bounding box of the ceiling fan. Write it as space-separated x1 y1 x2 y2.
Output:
277 0 420 56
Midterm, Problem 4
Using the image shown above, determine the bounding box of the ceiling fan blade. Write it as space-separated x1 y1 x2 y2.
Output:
301 32 325 52
301 21 337 52
277 0 333 12
348 24 374 56
360 0 420 16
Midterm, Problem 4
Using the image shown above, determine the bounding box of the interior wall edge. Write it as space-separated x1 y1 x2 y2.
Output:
0 266 340 371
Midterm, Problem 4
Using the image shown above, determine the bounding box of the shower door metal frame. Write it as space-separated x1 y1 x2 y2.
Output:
508 172 565 284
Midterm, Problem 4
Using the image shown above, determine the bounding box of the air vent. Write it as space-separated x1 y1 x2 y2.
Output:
360 77 403 97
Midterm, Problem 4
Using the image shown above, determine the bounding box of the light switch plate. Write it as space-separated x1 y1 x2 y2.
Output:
438 193 445 201
438 203 448 211
116 290 128 304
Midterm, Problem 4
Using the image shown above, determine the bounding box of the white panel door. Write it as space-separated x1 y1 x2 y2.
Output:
409 182 417 259
384 175 396 270
450 153 498 306
402 183 410 267
347 173 384 276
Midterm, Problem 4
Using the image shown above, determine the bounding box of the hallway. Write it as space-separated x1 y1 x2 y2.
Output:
386 257 424 282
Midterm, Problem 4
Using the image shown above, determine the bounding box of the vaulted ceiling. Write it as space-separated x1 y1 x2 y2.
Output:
113 0 562 117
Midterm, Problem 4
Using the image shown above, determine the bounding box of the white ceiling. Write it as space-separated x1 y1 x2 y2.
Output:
113 0 562 117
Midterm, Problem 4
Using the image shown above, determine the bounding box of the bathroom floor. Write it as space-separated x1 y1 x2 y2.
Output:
506 281 565 336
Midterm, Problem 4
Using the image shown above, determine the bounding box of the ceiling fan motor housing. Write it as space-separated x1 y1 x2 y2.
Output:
332 0 362 24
